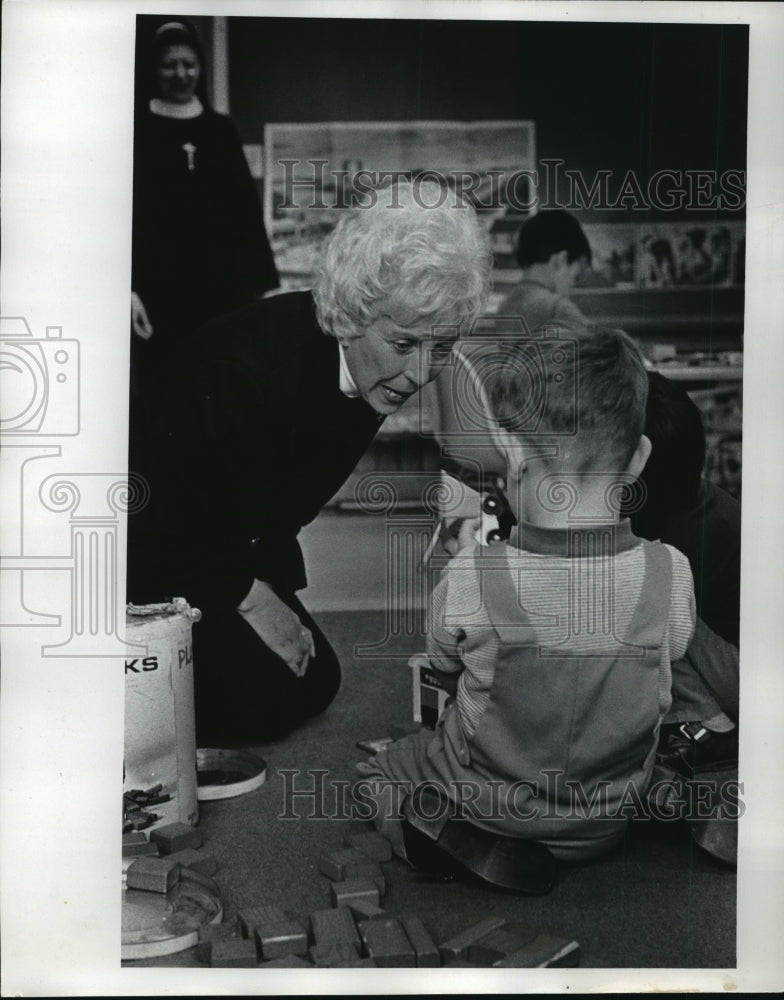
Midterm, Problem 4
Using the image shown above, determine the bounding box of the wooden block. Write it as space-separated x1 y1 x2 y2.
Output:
347 898 386 921
122 832 158 858
401 915 440 968
149 821 204 854
238 904 287 938
309 942 361 966
129 811 156 831
358 916 416 968
318 848 359 880
196 920 242 963
319 847 382 882
468 926 535 965
255 920 309 960
310 906 360 948
330 878 380 908
210 936 258 968
439 917 507 963
126 855 180 894
125 786 171 808
141 793 171 807
164 847 217 876
342 864 385 891
345 831 393 862
494 934 580 968
262 954 312 968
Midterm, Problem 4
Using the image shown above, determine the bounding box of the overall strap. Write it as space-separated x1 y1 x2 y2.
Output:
629 541 674 649
478 547 538 646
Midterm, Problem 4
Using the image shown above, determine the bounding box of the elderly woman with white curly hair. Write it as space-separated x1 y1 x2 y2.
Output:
128 179 492 745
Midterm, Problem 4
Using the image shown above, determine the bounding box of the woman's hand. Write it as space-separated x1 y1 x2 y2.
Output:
237 579 315 677
131 291 154 340
441 516 481 557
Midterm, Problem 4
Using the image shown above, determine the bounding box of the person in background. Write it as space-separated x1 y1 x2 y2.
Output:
627 371 741 772
628 371 741 649
130 19 279 391
498 208 592 327
127 179 492 746
642 237 676 288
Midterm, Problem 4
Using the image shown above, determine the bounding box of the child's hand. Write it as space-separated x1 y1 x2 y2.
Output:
441 516 481 556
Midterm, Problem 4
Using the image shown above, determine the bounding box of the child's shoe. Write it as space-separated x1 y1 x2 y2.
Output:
657 721 738 776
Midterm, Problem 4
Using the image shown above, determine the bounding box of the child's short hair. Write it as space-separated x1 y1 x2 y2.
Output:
487 326 649 473
515 209 592 269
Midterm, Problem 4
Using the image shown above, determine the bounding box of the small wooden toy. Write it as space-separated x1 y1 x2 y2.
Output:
309 942 364 967
196 919 242 963
319 847 382 882
358 916 416 967
261 955 312 968
439 917 507 963
163 847 217 876
467 925 536 965
494 933 580 968
255 920 309 961
310 906 361 949
401 915 440 967
149 821 204 854
128 810 157 831
237 904 287 938
210 936 258 968
346 898 386 921
125 855 180 894
122 832 158 858
330 878 380 908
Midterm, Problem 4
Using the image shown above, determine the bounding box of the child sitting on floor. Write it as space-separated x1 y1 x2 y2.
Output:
357 326 724 878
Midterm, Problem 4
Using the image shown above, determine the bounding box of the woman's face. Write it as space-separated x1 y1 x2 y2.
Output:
339 300 459 415
155 44 201 103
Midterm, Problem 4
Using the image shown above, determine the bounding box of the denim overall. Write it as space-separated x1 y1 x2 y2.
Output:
381 537 674 863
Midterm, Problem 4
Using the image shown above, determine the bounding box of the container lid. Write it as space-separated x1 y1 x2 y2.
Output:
196 748 267 801
121 867 222 960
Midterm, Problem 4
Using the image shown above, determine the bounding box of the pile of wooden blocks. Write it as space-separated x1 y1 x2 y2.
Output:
123 784 172 832
123 820 218 892
196 830 580 969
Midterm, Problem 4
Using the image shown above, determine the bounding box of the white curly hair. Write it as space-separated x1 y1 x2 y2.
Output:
314 178 492 341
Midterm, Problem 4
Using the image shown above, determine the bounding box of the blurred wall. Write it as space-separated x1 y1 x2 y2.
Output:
226 17 748 225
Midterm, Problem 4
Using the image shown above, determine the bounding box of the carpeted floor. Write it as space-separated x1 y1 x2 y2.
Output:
124 607 736 970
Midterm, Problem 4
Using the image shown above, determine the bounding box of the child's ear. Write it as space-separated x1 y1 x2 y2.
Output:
491 422 527 483
549 249 569 271
626 434 652 477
